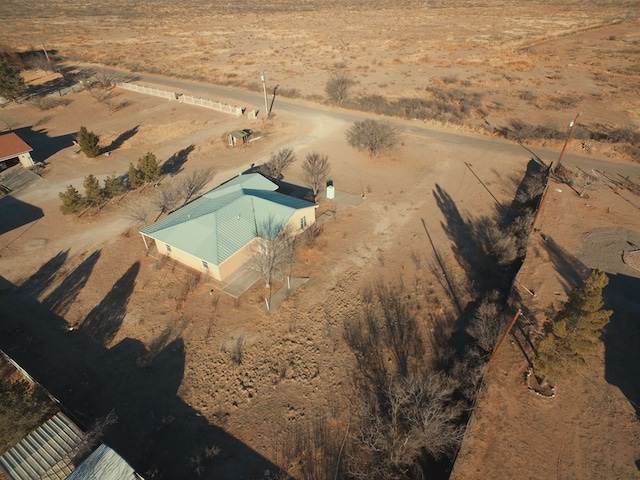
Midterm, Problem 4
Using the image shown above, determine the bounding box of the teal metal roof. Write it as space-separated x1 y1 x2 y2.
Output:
141 174 316 266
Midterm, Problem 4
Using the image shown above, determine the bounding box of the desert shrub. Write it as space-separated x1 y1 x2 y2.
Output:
77 126 100 158
607 126 640 144
466 298 507 353
30 95 70 110
277 87 301 98
346 119 399 156
325 71 354 105
59 185 86 214
477 218 519 266
549 94 581 110
499 119 564 141
519 90 537 102
300 222 323 247
514 170 547 206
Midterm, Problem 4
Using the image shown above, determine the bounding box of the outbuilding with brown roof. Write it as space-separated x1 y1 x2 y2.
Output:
0 132 35 169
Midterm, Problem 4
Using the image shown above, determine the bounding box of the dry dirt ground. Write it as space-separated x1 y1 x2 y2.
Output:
1 2 640 479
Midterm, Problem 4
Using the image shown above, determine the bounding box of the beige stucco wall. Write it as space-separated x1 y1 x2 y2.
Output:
143 204 317 282
286 205 317 233
18 153 34 168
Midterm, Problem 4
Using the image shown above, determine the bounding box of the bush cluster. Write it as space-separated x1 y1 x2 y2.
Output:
58 151 160 215
347 87 485 124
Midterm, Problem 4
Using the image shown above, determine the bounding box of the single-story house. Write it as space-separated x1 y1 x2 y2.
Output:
140 173 317 281
0 132 35 169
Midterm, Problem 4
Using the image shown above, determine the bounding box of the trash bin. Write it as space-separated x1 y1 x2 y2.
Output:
326 185 335 199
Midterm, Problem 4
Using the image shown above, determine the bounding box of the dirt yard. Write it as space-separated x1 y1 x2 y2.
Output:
1 2 640 479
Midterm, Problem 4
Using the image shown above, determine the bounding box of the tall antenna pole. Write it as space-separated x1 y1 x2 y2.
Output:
260 71 269 118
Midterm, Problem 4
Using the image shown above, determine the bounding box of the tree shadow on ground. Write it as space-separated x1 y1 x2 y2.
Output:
0 196 43 236
162 145 195 176
43 250 101 317
604 272 640 417
80 261 139 346
0 271 280 479
24 73 77 97
18 250 69 298
10 126 75 164
432 184 499 293
538 233 590 294
102 125 138 154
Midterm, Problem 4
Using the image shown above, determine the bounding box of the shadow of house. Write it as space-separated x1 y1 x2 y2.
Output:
0 196 43 235
241 165 314 202
604 272 640 416
0 270 281 479
162 145 194 176
10 126 75 164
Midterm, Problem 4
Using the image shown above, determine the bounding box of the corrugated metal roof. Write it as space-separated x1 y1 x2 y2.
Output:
141 174 316 266
0 412 84 480
66 444 139 480
0 133 32 162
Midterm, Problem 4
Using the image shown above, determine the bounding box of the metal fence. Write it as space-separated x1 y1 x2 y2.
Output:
115 82 178 101
178 94 244 116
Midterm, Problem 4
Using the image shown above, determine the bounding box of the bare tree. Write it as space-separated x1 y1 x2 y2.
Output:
349 374 464 480
346 119 400 157
248 218 296 311
153 182 182 216
466 298 506 353
573 169 598 197
259 148 296 180
124 198 153 226
70 410 118 465
93 66 119 89
302 152 331 199
325 71 353 105
179 168 215 205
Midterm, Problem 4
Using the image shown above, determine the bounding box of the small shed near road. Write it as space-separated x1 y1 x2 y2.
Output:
0 133 35 169
227 129 252 147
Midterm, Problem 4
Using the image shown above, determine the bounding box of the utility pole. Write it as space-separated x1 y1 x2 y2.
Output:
42 42 50 64
260 71 269 118
554 112 581 174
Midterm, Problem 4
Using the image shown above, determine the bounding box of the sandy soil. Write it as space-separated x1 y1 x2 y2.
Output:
1 2 640 479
